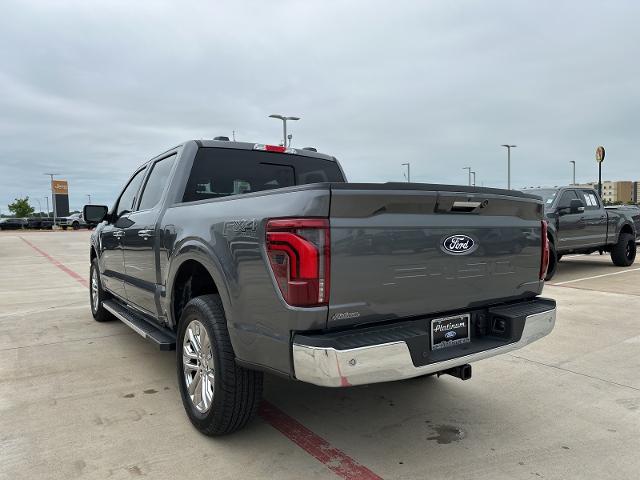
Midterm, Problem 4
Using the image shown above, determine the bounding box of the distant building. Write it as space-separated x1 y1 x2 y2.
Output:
575 181 634 204
634 181 640 203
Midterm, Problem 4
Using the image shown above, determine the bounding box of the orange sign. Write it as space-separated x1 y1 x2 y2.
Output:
52 180 69 195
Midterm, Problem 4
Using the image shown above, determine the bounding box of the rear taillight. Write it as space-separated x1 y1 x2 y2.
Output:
266 218 330 307
540 220 550 280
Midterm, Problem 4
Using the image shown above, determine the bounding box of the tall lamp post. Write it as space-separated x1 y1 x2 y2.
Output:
463 166 471 186
268 114 300 147
86 194 92 204
402 163 411 182
501 144 517 189
44 173 60 226
569 161 576 185
44 196 50 217
471 171 476 186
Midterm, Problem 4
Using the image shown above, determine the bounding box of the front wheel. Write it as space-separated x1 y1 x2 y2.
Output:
544 242 558 281
611 233 637 267
72 222 80 230
177 294 263 436
90 259 114 322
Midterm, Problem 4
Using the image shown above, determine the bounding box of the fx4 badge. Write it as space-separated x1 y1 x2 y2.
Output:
441 234 478 255
224 219 257 236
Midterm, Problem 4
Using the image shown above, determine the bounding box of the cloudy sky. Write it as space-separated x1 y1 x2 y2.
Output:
1 0 639 212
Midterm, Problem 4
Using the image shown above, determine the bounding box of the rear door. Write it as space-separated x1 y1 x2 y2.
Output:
100 167 147 299
121 154 177 315
576 189 607 246
328 185 544 327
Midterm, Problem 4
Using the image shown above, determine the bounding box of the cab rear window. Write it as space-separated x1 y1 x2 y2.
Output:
182 148 345 202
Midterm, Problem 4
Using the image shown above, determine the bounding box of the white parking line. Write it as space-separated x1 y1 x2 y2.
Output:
552 267 640 285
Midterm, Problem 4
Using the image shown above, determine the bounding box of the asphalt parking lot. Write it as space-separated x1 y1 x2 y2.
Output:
1 231 639 480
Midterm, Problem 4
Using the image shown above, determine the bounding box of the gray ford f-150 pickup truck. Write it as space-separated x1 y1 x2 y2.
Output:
84 139 556 435
527 187 637 280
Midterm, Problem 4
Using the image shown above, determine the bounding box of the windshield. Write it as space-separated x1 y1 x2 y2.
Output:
527 189 558 207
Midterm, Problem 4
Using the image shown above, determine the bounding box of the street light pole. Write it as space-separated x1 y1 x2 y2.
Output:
44 173 60 226
471 171 476 186
401 163 411 182
569 161 576 185
44 196 50 217
36 198 42 215
463 167 471 186
269 114 300 147
501 145 517 189
86 194 92 204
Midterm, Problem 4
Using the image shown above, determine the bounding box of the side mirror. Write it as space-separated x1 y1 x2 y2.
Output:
83 205 109 223
569 198 585 214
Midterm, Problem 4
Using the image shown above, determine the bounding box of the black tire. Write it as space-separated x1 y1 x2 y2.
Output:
72 222 80 230
89 258 114 322
611 233 637 267
556 254 563 262
177 294 263 436
544 242 558 281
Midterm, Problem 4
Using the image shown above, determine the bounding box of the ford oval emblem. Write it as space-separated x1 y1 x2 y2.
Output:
445 331 457 339
442 234 477 255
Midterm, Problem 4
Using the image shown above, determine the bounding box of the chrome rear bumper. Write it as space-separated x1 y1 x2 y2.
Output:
293 306 556 387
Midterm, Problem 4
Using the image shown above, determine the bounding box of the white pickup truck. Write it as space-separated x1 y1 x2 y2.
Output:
59 213 89 230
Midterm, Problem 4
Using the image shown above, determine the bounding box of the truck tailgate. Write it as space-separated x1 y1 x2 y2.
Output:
328 184 544 328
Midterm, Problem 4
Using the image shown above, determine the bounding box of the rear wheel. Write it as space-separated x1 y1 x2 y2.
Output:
177 294 263 436
611 233 636 267
90 258 114 322
544 242 558 281
72 222 80 230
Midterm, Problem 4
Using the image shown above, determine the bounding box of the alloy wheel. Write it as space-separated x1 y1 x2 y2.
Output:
182 320 215 413
627 240 636 260
91 268 100 312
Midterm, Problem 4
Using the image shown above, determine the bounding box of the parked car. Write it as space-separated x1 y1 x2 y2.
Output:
84 139 556 435
26 217 54 229
528 187 637 280
0 218 27 230
59 213 88 230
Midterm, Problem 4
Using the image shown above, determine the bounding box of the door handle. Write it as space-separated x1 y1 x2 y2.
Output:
138 229 154 239
113 231 124 238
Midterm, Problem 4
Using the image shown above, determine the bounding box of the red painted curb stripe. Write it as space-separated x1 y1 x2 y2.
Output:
259 401 383 480
19 236 382 480
19 236 89 288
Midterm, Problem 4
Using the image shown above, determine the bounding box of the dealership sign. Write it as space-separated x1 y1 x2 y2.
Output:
51 179 70 217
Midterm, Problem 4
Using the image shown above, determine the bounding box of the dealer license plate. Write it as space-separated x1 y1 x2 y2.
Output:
431 314 471 350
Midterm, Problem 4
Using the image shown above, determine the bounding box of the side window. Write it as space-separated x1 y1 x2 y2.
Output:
578 190 600 210
557 190 579 209
138 155 176 211
116 168 146 217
